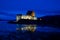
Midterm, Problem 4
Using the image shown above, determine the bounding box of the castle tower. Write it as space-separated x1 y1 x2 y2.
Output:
16 14 22 21
26 11 35 17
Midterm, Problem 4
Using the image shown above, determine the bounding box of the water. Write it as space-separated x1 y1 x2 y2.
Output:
0 21 60 40
0 21 16 32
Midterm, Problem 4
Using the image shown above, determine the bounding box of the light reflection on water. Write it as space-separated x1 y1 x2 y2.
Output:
0 21 60 35
0 21 60 32
16 24 60 32
16 24 37 32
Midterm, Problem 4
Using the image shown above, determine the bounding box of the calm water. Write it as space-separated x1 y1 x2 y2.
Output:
0 21 60 32
0 21 60 40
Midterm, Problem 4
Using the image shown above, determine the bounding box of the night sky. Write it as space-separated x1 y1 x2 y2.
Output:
0 0 60 20
0 0 60 11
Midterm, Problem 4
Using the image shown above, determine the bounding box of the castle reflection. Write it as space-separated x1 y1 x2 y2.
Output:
16 24 37 32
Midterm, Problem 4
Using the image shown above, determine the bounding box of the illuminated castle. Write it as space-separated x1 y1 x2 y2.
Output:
16 11 37 21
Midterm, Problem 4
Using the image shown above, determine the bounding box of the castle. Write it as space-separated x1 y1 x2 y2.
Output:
16 11 37 21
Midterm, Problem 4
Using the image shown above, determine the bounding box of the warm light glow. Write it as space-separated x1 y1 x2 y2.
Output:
16 12 37 21
20 16 37 20
31 12 35 17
